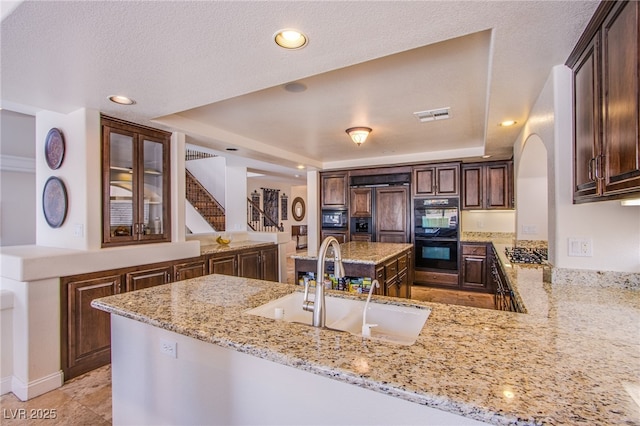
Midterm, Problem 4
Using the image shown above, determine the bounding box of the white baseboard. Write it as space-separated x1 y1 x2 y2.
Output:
10 371 64 401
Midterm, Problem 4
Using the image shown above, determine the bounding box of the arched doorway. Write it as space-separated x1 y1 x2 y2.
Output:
516 134 548 242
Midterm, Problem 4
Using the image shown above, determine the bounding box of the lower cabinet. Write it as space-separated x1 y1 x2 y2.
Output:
460 243 491 292
211 245 278 281
61 272 122 380
62 243 279 380
295 249 411 299
173 259 207 281
321 230 348 243
209 254 237 276
125 265 171 292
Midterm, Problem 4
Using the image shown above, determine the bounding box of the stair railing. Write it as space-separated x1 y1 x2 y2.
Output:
247 198 284 232
186 169 225 231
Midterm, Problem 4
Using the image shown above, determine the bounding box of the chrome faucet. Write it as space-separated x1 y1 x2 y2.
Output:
303 236 345 327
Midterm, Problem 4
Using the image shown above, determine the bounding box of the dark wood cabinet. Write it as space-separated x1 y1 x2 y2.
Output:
460 243 492 292
61 272 122 380
101 116 171 246
236 245 279 281
568 0 640 202
350 188 373 217
572 33 600 200
320 172 349 209
261 245 279 282
209 254 237 276
173 259 207 281
321 230 348 244
125 265 171 292
63 243 279 380
461 161 513 210
412 163 460 197
385 253 411 298
375 186 409 243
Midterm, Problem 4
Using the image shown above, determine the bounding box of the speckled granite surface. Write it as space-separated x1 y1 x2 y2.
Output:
93 245 640 426
291 241 413 265
199 240 275 255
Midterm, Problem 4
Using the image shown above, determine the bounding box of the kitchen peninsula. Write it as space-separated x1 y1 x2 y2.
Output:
92 242 640 425
292 241 413 298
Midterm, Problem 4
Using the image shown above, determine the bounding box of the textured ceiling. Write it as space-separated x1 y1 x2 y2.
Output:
1 1 599 182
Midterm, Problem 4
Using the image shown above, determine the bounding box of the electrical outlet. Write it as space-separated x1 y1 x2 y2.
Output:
160 339 177 358
73 223 84 238
521 225 537 235
568 238 593 257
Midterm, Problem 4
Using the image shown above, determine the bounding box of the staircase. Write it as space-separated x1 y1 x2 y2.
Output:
185 170 225 231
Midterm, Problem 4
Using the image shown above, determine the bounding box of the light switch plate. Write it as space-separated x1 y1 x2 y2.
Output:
568 238 592 257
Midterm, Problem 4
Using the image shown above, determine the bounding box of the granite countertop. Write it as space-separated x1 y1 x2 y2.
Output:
93 236 640 426
291 241 413 265
199 240 275 255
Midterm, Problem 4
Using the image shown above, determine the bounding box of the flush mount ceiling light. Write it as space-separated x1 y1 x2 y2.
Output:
274 29 308 49
108 95 135 105
346 127 372 146
499 120 517 127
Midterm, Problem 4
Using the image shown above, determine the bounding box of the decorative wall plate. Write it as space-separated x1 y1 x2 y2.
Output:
43 176 68 228
44 128 65 170
292 197 305 221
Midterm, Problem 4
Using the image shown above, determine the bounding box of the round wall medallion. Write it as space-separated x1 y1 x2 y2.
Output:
44 128 65 170
42 176 68 228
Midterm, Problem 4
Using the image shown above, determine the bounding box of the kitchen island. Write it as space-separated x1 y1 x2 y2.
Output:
292 241 414 298
92 245 640 425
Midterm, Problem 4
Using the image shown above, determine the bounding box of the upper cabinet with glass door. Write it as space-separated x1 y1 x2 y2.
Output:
101 116 171 247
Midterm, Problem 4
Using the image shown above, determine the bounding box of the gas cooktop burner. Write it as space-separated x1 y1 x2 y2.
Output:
505 247 548 264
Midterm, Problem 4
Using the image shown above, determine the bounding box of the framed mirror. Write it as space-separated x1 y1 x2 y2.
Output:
292 197 305 221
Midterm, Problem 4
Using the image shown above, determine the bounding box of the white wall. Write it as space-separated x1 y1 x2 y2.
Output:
0 110 36 246
35 108 102 250
225 165 248 231
516 134 548 241
460 211 515 234
186 156 226 208
514 65 640 273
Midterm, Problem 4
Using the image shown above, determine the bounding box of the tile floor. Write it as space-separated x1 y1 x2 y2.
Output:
0 365 112 425
0 255 494 424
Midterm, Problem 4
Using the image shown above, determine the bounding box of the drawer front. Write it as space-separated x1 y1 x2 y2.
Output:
462 244 487 256
385 259 398 277
398 253 408 271
414 270 459 285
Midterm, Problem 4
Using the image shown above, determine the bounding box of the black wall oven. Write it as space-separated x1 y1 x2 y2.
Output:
414 198 459 272
415 238 458 271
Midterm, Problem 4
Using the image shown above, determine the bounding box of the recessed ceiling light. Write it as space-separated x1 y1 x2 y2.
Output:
296 165 305 169
274 29 308 49
226 147 238 152
108 95 135 105
499 120 517 127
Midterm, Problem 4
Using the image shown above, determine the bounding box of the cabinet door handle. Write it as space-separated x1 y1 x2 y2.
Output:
166 272 171 282
134 223 139 235
595 154 604 180
588 158 595 181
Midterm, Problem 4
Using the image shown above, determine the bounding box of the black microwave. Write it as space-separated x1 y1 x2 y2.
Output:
321 210 348 229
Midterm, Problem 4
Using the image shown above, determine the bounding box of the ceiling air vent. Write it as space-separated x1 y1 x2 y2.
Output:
413 107 451 123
